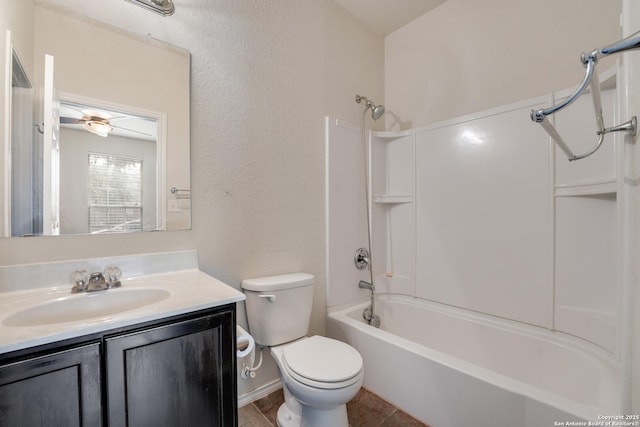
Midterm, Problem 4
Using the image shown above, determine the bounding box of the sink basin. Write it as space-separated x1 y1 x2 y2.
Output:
3 288 171 327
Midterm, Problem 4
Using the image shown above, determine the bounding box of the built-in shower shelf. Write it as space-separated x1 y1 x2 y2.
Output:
555 179 616 197
371 129 413 140
373 194 414 204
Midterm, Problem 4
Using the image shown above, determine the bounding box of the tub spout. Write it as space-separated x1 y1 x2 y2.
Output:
359 280 375 291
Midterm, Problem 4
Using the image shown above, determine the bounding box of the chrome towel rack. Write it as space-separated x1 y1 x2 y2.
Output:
531 31 640 161
170 187 191 200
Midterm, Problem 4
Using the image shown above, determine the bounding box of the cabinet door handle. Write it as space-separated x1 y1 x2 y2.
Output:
258 294 276 302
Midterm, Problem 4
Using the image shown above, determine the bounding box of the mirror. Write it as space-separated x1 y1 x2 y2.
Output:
3 2 191 237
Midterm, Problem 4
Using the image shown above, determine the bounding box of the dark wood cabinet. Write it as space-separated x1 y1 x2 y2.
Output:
0 343 102 427
105 310 236 427
0 304 237 427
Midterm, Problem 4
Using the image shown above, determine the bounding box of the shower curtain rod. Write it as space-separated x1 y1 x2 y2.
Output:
531 31 640 161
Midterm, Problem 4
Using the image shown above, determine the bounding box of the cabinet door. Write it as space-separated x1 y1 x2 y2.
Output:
0 343 102 427
105 310 236 427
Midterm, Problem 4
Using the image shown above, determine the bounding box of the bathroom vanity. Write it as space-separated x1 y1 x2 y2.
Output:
0 252 245 427
0 305 235 426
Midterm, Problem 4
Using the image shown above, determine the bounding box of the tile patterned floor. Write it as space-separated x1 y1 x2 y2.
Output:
239 387 430 427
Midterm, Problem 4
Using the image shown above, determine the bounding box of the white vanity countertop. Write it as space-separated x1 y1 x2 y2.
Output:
0 269 245 354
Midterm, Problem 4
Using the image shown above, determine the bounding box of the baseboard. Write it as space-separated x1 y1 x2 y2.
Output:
237 379 282 408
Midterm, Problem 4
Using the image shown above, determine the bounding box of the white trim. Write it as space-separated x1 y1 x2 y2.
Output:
619 0 639 413
554 179 617 197
157 110 167 231
334 117 359 133
237 379 282 408
57 91 168 231
371 129 412 139
42 54 55 235
414 94 550 135
3 31 12 237
325 116 331 309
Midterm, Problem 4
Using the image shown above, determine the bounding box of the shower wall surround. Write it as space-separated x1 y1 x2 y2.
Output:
327 70 622 355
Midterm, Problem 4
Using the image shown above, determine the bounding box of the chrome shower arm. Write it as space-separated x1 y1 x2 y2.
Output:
595 30 640 59
530 57 597 123
530 31 640 161
532 31 640 123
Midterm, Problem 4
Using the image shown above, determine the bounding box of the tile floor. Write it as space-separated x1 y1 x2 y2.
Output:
238 387 430 427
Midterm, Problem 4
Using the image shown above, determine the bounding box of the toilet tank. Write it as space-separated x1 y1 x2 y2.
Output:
241 273 314 346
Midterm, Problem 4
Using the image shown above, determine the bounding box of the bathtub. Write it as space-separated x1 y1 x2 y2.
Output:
327 295 623 427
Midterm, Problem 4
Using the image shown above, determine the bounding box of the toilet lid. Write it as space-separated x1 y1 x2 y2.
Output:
282 336 362 384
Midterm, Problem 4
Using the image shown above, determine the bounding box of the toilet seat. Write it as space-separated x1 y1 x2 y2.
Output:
281 336 363 390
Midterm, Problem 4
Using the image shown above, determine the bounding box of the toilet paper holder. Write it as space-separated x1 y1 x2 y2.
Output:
237 325 262 379
236 325 255 358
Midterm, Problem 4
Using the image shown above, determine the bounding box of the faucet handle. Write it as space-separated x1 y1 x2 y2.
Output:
104 266 122 288
71 270 89 293
354 248 371 270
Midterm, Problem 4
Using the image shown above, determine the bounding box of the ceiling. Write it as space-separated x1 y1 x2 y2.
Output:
334 0 447 36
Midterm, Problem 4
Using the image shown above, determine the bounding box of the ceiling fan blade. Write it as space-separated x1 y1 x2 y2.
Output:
110 124 154 137
60 116 86 124
107 114 128 121
63 103 87 115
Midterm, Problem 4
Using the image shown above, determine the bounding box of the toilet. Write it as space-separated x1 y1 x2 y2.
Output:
241 273 363 427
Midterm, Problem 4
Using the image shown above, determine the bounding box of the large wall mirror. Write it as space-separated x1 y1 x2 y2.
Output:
2 1 191 237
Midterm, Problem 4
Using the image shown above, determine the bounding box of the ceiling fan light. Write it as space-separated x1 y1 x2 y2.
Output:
125 0 175 16
84 120 113 138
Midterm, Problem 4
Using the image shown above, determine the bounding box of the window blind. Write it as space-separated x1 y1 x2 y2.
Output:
88 153 143 233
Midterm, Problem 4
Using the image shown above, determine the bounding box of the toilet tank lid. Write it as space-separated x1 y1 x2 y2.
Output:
241 273 314 291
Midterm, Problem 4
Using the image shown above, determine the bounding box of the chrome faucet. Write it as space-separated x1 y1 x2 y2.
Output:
87 272 109 292
358 280 375 291
359 279 380 328
71 266 122 293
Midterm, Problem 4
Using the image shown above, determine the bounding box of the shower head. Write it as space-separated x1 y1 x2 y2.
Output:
370 103 385 121
355 94 385 121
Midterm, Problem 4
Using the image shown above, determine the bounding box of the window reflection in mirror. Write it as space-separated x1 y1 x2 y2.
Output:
88 153 143 234
58 100 161 234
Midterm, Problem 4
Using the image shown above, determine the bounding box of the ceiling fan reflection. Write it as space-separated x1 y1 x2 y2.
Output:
59 103 154 139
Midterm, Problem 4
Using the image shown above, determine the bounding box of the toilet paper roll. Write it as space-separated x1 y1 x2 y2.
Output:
236 325 255 360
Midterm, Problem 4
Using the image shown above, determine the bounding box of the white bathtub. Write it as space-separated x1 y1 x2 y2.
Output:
327 295 623 427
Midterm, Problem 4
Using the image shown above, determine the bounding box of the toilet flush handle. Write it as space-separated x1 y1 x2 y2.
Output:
259 294 276 302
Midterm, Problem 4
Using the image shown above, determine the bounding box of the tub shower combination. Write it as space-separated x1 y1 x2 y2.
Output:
325 34 640 426
327 297 620 427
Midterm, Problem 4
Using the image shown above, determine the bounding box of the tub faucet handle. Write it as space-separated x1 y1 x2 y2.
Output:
354 248 370 270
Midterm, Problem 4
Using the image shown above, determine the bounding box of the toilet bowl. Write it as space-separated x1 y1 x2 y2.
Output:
271 336 363 427
241 273 364 427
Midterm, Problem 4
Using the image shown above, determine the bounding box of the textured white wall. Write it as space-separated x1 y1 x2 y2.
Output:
385 0 622 129
0 0 384 396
